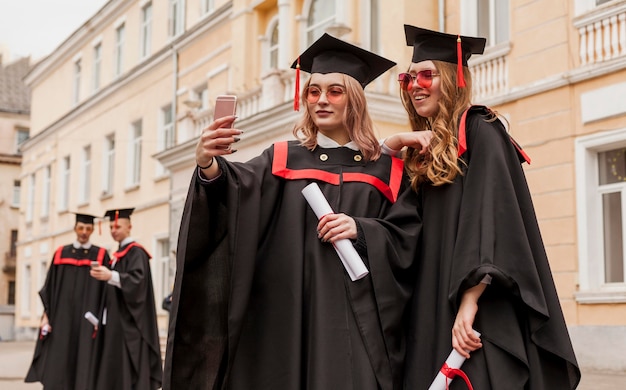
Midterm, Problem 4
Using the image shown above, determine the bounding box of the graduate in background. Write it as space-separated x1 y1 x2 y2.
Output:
25 213 109 389
164 34 427 390
388 25 581 389
90 208 162 390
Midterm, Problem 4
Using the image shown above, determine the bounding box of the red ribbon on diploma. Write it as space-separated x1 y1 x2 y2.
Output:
441 362 474 390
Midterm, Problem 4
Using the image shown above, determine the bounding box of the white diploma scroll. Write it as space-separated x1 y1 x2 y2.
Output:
84 311 99 326
301 183 369 281
428 329 481 390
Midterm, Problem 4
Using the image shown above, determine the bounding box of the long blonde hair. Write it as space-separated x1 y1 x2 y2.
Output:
401 61 473 190
293 75 381 161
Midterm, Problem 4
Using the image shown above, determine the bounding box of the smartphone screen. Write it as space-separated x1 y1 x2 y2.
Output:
91 261 99 268
214 95 237 128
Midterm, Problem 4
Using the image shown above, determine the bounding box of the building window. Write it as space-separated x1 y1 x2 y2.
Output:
12 180 20 207
462 0 509 47
202 0 214 14
41 165 51 218
115 23 125 77
73 59 81 104
59 156 70 212
15 127 29 153
140 2 153 59
306 0 336 45
368 0 380 53
169 0 185 38
596 0 614 5
156 237 171 313
21 264 31 316
8 281 15 305
26 174 35 223
128 120 142 187
102 134 115 196
575 129 626 303
10 230 17 258
160 104 175 151
268 21 279 70
79 145 91 204
93 43 102 91
193 85 209 111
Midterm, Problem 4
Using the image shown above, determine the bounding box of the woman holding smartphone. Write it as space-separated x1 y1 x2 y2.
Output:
164 34 427 390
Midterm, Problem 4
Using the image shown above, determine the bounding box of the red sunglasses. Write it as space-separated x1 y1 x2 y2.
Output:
305 86 347 104
398 70 440 90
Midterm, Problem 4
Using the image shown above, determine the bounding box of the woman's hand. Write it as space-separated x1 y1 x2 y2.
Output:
384 130 433 155
196 115 242 179
452 283 486 358
317 213 357 243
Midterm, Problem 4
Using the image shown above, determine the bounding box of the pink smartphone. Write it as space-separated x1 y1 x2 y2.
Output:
213 95 237 128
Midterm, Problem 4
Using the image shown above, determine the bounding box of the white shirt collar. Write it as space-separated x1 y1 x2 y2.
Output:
73 241 92 249
317 132 359 151
119 237 135 248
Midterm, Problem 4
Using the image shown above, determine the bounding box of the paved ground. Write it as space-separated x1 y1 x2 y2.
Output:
1 340 625 389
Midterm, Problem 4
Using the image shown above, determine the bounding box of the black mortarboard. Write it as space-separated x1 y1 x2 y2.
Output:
104 208 135 223
74 213 97 224
290 33 396 88
404 25 486 87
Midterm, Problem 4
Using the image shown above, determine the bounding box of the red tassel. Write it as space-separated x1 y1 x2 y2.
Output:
98 220 101 235
294 57 300 111
114 210 119 228
457 35 466 88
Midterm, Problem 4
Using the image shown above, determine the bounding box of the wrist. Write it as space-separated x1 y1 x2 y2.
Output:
197 157 214 170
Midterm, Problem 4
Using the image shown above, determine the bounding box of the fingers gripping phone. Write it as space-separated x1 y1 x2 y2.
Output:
213 95 237 128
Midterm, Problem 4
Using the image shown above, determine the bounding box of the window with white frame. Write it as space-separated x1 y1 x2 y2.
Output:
80 145 91 204
193 85 209 111
21 263 31 317
576 129 626 302
140 2 153 59
73 59 81 105
128 120 142 187
41 165 51 218
169 0 185 38
114 23 125 77
267 21 279 70
59 156 70 212
37 257 47 314
367 0 380 53
575 0 619 15
93 43 102 91
202 0 214 15
15 127 29 153
102 134 115 196
461 0 510 47
12 180 20 207
159 104 175 151
155 237 171 313
306 0 336 45
26 174 35 223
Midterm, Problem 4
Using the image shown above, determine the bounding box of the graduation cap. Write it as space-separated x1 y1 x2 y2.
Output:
74 213 97 224
290 33 396 110
104 208 135 227
404 24 486 87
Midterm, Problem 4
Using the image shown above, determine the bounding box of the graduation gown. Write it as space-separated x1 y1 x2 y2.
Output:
404 106 581 389
91 242 163 390
25 243 109 390
164 141 421 390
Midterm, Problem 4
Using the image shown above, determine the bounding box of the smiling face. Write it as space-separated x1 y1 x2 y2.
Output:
306 72 349 142
406 60 442 118
109 218 132 243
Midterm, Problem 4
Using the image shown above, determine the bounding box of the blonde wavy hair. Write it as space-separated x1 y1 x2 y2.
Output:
293 75 381 161
400 60 473 190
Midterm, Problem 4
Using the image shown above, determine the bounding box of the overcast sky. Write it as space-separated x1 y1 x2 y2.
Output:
0 0 108 61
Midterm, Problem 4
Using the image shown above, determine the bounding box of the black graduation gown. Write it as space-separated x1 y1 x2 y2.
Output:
91 242 163 390
404 106 581 389
164 141 421 390
25 244 109 390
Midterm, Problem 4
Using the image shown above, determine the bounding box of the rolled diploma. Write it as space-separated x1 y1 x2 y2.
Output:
301 183 369 281
428 329 481 390
84 311 99 326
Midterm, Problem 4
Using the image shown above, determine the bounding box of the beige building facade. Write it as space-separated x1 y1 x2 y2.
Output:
15 0 626 371
0 55 30 340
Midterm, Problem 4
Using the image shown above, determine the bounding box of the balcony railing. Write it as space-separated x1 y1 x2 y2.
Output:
575 2 626 65
469 42 510 102
3 252 16 274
